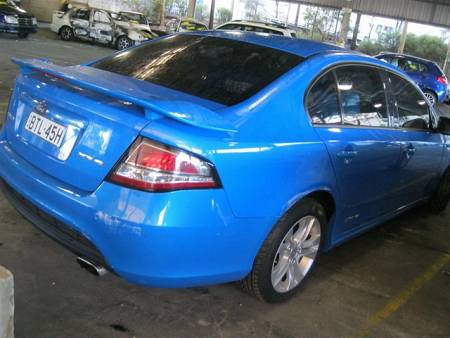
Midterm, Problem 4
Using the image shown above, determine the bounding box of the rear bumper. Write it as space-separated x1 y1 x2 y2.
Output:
0 139 274 287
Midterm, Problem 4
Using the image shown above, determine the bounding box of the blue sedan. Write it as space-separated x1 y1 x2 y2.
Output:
1 31 449 303
375 52 448 106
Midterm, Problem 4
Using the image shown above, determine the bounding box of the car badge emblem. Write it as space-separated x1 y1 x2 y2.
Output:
35 101 48 114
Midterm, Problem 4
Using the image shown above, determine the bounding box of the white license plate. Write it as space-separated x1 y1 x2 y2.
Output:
25 112 66 147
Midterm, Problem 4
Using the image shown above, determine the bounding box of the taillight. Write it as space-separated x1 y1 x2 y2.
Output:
437 76 447 85
109 137 220 192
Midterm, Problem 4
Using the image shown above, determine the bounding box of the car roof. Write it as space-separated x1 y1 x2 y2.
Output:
376 52 437 65
120 11 144 15
220 20 289 32
190 30 345 58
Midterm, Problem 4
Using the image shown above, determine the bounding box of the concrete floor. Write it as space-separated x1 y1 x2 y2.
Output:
0 30 449 338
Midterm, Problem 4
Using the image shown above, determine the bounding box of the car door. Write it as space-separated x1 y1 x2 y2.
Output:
307 65 404 231
70 8 90 39
399 58 425 87
89 9 113 44
385 71 445 203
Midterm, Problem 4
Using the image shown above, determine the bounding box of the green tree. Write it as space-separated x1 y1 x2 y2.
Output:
244 0 260 20
216 7 232 24
194 3 209 22
302 6 340 41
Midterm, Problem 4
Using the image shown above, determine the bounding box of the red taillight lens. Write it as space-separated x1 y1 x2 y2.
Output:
437 76 447 85
109 138 220 192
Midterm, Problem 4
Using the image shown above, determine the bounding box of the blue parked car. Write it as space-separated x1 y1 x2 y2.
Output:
1 32 450 303
375 52 448 106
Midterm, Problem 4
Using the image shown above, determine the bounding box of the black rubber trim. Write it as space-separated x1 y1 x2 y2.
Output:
0 179 114 273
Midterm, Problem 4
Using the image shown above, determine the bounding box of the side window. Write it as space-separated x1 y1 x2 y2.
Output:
71 9 89 20
94 11 110 24
335 66 389 127
388 73 430 130
242 25 256 32
218 24 237 30
306 71 341 124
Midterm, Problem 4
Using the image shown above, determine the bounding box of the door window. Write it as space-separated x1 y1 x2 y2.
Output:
335 66 389 127
388 73 430 130
306 71 341 124
72 9 90 20
93 11 110 24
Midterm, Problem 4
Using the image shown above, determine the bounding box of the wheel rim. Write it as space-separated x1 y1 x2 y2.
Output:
62 28 71 40
271 215 321 293
424 92 436 106
118 38 131 50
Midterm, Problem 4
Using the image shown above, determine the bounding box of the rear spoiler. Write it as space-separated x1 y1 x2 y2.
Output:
12 58 237 133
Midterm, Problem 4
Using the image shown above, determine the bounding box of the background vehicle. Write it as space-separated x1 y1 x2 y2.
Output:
375 52 448 106
1 32 449 304
51 7 151 50
110 10 156 37
165 18 207 34
216 20 297 37
0 0 37 38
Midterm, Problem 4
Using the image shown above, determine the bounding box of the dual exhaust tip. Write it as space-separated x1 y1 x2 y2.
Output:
76 256 108 277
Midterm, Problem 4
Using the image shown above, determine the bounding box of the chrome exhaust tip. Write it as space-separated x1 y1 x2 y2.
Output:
76 257 108 277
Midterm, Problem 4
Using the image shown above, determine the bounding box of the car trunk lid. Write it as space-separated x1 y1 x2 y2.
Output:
5 58 234 192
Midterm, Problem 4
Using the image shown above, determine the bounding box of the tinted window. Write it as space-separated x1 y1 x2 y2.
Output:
93 35 303 106
218 24 239 30
306 71 341 124
391 58 428 73
335 66 389 127
388 73 430 130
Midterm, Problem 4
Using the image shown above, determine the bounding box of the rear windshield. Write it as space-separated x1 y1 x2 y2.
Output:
93 34 303 105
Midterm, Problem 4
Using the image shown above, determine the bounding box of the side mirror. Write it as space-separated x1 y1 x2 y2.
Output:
437 116 450 135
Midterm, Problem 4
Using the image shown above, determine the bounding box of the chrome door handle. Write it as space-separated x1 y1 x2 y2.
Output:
337 148 358 164
337 150 358 159
403 144 416 158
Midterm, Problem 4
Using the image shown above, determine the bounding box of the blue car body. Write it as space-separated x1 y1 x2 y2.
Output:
375 52 448 104
0 31 449 288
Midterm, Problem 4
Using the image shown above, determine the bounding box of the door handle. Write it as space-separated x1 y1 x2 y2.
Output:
403 144 416 158
337 150 358 158
337 146 358 164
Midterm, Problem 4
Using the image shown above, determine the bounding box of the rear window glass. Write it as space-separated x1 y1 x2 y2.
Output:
92 34 303 105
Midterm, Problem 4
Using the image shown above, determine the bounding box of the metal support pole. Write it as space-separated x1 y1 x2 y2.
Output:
350 12 361 50
398 21 408 53
159 0 166 27
295 3 300 27
443 32 450 73
208 0 216 29
187 0 196 18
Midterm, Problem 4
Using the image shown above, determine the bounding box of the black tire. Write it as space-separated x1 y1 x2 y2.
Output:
428 168 450 214
424 90 438 106
18 32 29 39
116 36 132 50
60 26 74 41
238 198 327 303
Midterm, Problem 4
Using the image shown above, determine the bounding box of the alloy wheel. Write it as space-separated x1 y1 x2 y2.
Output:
424 92 436 106
271 215 321 293
118 37 131 50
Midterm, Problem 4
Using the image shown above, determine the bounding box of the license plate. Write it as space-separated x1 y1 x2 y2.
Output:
24 112 66 147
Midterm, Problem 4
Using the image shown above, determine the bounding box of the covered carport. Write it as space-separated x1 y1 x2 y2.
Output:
0 1 449 338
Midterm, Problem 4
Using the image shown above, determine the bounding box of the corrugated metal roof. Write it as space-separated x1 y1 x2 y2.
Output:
295 0 450 28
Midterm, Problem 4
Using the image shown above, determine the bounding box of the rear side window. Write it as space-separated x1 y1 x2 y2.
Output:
93 35 303 106
388 73 430 130
335 66 388 127
306 72 341 124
